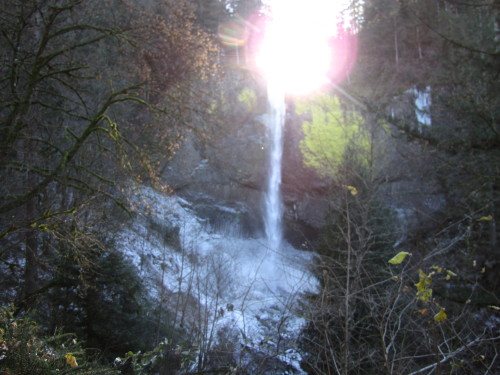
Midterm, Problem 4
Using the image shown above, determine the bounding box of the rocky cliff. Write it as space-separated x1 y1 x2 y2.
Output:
161 82 448 248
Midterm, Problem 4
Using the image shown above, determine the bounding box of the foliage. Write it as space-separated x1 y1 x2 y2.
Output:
414 268 433 303
297 11 500 364
0 0 222 316
41 245 169 361
302 209 499 375
298 129 398 373
0 0 233 372
237 88 258 112
322 2 500 371
114 338 200 375
0 305 117 374
297 94 368 178
387 251 411 265
351 1 500 206
191 0 229 33
347 0 500 312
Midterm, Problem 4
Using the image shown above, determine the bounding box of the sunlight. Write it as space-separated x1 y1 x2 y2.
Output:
256 0 349 95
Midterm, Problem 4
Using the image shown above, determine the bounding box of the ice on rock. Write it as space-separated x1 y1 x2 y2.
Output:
115 185 317 373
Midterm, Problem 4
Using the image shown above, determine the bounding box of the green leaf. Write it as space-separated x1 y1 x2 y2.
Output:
477 215 493 221
388 251 412 264
446 269 457 277
415 269 433 303
433 308 447 323
343 185 358 196
430 265 443 273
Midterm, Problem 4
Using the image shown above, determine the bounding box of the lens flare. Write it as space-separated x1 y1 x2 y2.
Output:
218 16 251 47
255 0 356 95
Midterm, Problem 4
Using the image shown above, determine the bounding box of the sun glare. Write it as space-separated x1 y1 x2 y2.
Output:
256 0 350 95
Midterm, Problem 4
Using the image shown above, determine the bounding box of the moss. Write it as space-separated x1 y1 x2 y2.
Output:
296 94 368 178
237 87 258 112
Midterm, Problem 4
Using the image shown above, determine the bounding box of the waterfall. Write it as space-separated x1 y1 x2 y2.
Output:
264 81 286 252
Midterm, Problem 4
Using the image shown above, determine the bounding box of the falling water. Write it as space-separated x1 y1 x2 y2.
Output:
264 81 286 252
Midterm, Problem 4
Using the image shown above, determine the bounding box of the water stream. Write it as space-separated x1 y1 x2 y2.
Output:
264 81 286 253
116 78 317 373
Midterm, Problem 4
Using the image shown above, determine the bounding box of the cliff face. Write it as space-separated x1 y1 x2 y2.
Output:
161 91 447 248
161 97 331 247
162 114 268 238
